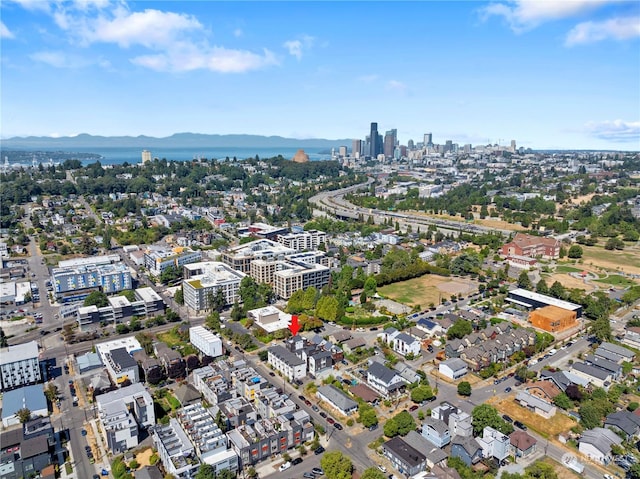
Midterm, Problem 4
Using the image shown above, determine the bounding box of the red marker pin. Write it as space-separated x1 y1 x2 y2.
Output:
289 315 300 336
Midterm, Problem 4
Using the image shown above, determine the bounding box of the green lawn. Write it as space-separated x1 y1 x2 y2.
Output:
378 276 444 306
595 275 637 287
554 265 583 274
156 331 184 348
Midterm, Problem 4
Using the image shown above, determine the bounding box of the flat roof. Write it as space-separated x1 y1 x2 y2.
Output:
0 341 39 365
2 385 47 419
509 288 581 311
135 287 162 302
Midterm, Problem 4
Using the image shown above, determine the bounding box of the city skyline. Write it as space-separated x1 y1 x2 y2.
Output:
1 0 639 150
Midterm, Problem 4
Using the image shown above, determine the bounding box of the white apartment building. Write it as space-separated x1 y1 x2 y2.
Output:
0 341 41 391
189 326 223 358
267 345 306 381
144 247 203 277
182 262 245 312
276 230 327 251
95 337 143 385
220 240 294 274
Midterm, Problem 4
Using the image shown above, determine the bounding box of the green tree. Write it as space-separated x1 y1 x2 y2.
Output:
231 300 243 321
320 451 353 479
383 411 416 438
174 288 184 305
457 381 472 396
579 403 602 429
119 290 136 301
361 468 387 479
567 245 583 259
44 383 59 402
471 404 513 435
524 460 558 479
549 281 566 299
316 295 341 322
447 320 473 340
517 270 532 290
194 464 215 479
84 290 109 308
553 393 573 410
16 408 31 424
536 279 549 295
628 463 640 479
358 403 378 428
0 328 8 347
411 385 434 403
205 311 221 333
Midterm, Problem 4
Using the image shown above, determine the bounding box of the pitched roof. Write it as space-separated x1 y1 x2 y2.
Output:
441 358 467 372
452 435 482 456
510 431 537 451
580 427 622 455
404 431 448 464
317 385 357 412
571 362 611 381
174 383 201 406
525 381 561 399
516 391 555 413
597 342 635 360
395 332 418 345
349 383 380 403
604 411 640 437
368 361 400 384
424 417 449 435
383 436 426 467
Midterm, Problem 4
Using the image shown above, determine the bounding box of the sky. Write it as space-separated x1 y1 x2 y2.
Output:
1 0 639 150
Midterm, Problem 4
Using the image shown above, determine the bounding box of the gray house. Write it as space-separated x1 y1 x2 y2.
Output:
451 436 483 466
316 385 358 416
382 436 427 476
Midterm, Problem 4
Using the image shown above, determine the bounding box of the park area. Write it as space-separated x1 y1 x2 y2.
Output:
379 274 478 308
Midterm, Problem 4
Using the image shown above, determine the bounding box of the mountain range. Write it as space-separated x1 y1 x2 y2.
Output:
1 133 352 149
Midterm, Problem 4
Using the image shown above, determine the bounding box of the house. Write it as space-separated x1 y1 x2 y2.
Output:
421 417 451 448
622 327 640 350
329 330 352 343
578 427 622 465
476 426 510 461
450 436 483 466
382 436 427 477
390 332 421 357
604 411 640 438
515 391 556 418
403 431 448 469
394 362 421 385
366 361 406 397
510 431 537 458
439 358 468 380
525 381 561 402
316 385 358 416
349 383 380 404
595 342 635 364
431 402 473 437
307 350 333 378
570 362 612 388
343 337 367 354
416 318 442 337
584 354 622 380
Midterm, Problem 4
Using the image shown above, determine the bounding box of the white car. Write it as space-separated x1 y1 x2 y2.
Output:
278 462 291 472
377 465 387 473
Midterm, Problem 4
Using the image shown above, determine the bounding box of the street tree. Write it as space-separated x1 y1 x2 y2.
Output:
320 450 353 479
517 270 532 290
471 404 513 435
361 468 387 479
457 381 472 396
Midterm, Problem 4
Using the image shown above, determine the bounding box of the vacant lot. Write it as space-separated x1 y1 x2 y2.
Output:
544 273 596 292
487 395 576 438
379 275 476 307
595 274 637 287
539 457 582 479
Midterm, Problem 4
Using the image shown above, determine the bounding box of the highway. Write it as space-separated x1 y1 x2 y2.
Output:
309 177 512 237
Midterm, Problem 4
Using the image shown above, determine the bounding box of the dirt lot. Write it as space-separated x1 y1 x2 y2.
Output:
134 448 154 468
473 217 526 231
581 245 640 276
544 273 596 291
487 395 577 437
379 275 478 307
568 193 596 205
540 457 582 479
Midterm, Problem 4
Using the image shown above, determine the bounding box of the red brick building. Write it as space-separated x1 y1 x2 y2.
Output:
500 233 560 260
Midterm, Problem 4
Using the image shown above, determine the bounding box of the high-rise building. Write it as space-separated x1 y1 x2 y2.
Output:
141 150 152 164
369 123 380 157
338 146 347 157
384 129 397 158
510 140 517 152
352 139 361 157
445 140 453 153
407 139 414 149
424 133 433 148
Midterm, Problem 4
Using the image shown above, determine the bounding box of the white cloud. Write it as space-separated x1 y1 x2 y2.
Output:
585 119 640 142
131 45 278 73
565 16 640 45
283 35 315 60
480 0 623 33
30 50 112 69
386 80 408 94
233 28 243 38
0 21 14 39
357 74 378 83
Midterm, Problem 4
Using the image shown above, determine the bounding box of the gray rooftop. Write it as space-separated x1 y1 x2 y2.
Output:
317 385 357 412
268 345 305 366
1 385 47 420
571 362 611 381
0 341 39 365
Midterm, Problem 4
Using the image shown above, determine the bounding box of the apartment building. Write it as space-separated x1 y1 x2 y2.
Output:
267 345 306 381
272 261 330 299
51 262 131 302
276 230 327 251
189 326 223 358
182 261 245 312
0 341 41 391
220 240 294 274
77 287 165 328
144 247 202 277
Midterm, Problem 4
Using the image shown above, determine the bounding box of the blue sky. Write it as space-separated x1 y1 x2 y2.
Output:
1 0 639 150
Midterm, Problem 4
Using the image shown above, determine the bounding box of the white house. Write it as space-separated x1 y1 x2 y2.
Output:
391 332 421 357
439 358 468 380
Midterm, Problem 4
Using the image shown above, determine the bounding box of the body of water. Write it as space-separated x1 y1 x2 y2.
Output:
4 146 333 166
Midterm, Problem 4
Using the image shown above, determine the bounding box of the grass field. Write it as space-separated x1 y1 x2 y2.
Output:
554 265 584 274
595 274 637 287
581 244 640 275
156 331 183 348
487 395 576 438
378 274 471 307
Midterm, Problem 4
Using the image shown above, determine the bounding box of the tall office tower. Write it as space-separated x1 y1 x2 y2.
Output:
141 150 152 164
352 139 362 157
369 122 380 157
463 144 472 153
510 140 517 152
338 146 347 157
424 133 433 147
407 139 414 149
383 129 397 158
445 140 453 153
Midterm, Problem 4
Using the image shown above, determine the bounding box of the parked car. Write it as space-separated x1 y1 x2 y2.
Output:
327 418 335 425
278 462 291 472
514 421 527 430
409 405 419 412
314 446 325 455
369 424 378 431
292 457 303 465
319 412 327 418
303 473 315 479
312 467 324 475
502 414 513 423
504 387 512 393
333 423 343 430
377 465 387 473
